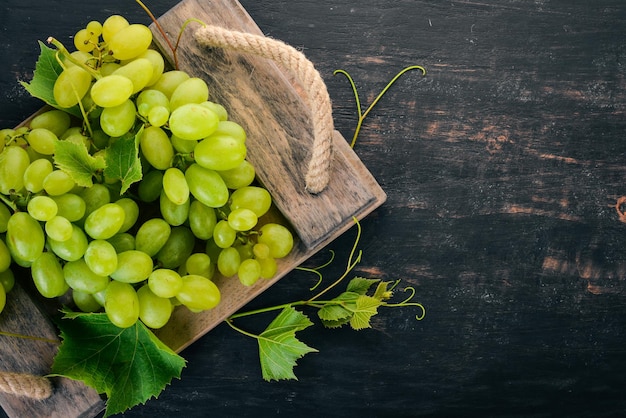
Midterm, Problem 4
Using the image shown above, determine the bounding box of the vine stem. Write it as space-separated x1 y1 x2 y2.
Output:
135 0 179 69
0 330 58 345
334 65 426 148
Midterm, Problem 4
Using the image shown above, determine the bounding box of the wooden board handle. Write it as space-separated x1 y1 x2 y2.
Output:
194 25 334 194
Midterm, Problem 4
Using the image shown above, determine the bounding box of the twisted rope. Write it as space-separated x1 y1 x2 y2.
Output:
0 371 52 400
194 25 334 194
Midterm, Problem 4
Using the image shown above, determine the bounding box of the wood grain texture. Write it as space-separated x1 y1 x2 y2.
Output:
2 0 626 417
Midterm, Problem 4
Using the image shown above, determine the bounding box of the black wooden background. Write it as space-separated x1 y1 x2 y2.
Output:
2 1 626 417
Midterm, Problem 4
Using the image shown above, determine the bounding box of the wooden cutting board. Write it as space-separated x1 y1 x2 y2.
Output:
0 0 386 416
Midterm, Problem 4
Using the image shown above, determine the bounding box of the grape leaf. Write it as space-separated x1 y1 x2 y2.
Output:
19 41 81 118
346 277 380 294
54 139 106 187
103 129 143 194
258 307 318 381
350 295 382 330
51 311 186 417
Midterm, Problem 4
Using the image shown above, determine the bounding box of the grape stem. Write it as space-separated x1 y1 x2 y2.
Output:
334 65 426 148
46 37 101 80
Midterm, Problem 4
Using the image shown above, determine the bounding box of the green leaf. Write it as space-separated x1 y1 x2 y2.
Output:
51 311 186 417
318 291 358 328
346 277 380 294
258 307 318 381
350 295 381 330
19 41 81 118
54 139 106 187
103 130 143 194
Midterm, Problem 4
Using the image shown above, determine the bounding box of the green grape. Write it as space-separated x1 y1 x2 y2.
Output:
258 223 294 259
0 269 15 293
86 20 103 37
185 253 213 279
100 99 136 137
0 203 10 233
137 284 172 329
135 49 165 87
92 289 106 307
148 268 183 298
47 224 89 261
74 28 98 53
72 290 102 313
230 186 272 217
238 258 262 286
113 58 154 93
91 129 110 150
0 240 11 273
114 198 139 233
6 212 45 264
135 218 171 257
162 167 189 205
137 169 163 203
104 280 139 328
91 75 134 108
64 50 94 70
217 246 241 277
194 134 247 171
156 225 195 269
84 202 126 239
235 241 254 261
51 193 86 222
223 164 261 198
43 169 76 196
169 77 209 111
31 252 68 298
107 232 135 253
168 103 219 141
213 220 236 248
102 14 129 42
201 101 228 121
111 250 154 283
100 62 121 76
80 183 111 217
148 105 169 127
227 208 258 232
27 128 58 155
214 120 246 143
139 126 174 170
175 274 220 311
253 242 271 259
63 259 110 294
45 215 74 242
0 145 30 195
184 164 229 208
188 200 217 240
53 66 92 108
258 256 278 279
23 158 54 193
170 135 196 153
151 70 189 99
108 24 152 60
159 190 189 226
27 195 58 221
84 239 118 276
28 109 71 137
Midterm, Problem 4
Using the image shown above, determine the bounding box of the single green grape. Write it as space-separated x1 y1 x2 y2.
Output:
185 164 229 208
31 252 68 298
137 284 172 329
91 75 134 108
110 250 154 283
213 220 237 249
102 14 129 43
162 167 189 206
43 170 76 196
217 247 241 278
63 259 110 294
156 226 196 269
28 109 71 137
227 208 258 232
169 77 209 111
114 198 139 233
194 134 247 171
135 49 165 87
135 218 172 257
23 158 54 193
6 212 45 264
168 103 219 141
230 186 272 217
107 24 152 61
53 66 92 108
0 240 11 273
258 256 278 279
72 290 102 313
100 99 136 137
47 224 89 261
175 274 221 311
184 253 213 279
0 203 10 233
148 268 183 298
51 193 86 222
159 190 190 227
104 280 140 328
201 101 228 122
137 169 164 203
151 70 189 99
107 232 136 253
83 202 126 240
45 215 74 242
113 58 154 93
84 239 118 276
139 126 174 170
27 128 58 155
217 160 256 190
27 195 58 221
238 258 262 286
0 145 30 195
188 200 217 240
0 269 15 293
258 223 294 259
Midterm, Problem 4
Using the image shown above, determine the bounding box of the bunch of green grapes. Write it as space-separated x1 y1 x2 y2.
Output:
0 15 294 328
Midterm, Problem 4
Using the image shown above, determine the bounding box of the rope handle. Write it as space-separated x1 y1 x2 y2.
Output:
0 371 52 400
194 25 334 194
